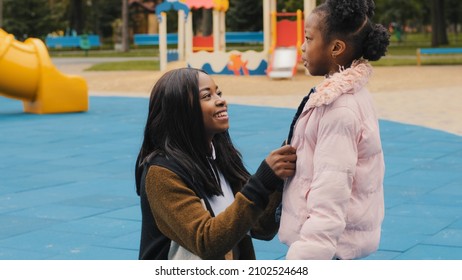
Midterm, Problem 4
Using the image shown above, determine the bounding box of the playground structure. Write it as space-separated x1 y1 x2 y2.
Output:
154 0 316 77
266 10 304 79
154 0 227 71
0 29 88 114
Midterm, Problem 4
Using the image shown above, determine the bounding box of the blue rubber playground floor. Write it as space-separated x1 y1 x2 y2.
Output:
1 95 462 260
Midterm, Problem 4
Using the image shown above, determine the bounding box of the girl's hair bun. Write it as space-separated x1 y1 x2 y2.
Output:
363 24 390 61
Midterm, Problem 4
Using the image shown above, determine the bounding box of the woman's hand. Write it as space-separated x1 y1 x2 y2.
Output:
265 145 297 179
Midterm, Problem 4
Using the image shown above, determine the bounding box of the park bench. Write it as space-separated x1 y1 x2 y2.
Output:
133 31 264 47
416 47 462 66
225 31 264 44
133 33 179 46
45 35 101 49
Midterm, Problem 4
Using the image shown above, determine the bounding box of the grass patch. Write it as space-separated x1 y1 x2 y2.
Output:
85 60 159 71
372 54 462 66
371 57 418 66
50 46 159 58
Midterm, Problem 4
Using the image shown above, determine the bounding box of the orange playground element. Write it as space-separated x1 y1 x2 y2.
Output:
227 53 249 75
0 29 88 114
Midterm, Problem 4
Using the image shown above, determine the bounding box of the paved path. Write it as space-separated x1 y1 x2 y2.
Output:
1 96 462 260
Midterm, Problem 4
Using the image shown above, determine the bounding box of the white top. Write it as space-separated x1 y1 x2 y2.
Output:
206 144 234 215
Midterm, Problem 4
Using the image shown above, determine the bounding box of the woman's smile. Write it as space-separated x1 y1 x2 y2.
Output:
214 109 229 120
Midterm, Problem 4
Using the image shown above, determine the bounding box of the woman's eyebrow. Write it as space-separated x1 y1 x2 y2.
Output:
199 87 211 92
199 85 218 92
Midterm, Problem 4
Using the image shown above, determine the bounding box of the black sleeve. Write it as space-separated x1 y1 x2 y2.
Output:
240 160 283 209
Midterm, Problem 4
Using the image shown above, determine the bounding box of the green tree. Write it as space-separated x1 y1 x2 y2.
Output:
226 0 262 31
66 0 121 36
86 0 121 37
375 0 423 26
201 8 213 36
3 0 128 41
67 0 84 34
446 0 461 37
0 0 4 28
122 0 128 51
190 8 213 36
431 0 449 46
277 0 303 12
3 0 57 39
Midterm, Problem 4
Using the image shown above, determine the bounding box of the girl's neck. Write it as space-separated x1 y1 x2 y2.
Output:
326 61 353 78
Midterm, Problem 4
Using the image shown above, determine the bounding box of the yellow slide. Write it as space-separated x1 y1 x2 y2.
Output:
0 28 88 114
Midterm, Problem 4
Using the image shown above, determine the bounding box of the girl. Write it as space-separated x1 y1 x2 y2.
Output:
135 68 296 260
278 0 390 260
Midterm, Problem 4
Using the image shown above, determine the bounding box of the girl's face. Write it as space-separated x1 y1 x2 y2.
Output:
198 72 229 143
301 12 336 76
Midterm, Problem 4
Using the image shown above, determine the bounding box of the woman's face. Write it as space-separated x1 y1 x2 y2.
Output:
198 72 229 143
301 12 336 76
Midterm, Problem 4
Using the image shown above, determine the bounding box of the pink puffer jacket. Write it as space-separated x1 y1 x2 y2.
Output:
279 60 385 260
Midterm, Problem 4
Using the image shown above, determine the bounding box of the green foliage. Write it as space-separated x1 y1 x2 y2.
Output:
85 0 121 37
2 0 121 40
2 0 461 48
374 0 427 26
445 0 462 28
3 0 60 39
64 0 122 36
165 9 179 33
226 0 263 31
277 0 303 12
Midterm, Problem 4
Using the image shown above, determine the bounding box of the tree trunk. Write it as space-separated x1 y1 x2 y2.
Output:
70 0 84 34
0 0 3 28
201 9 213 36
431 0 449 47
122 0 129 52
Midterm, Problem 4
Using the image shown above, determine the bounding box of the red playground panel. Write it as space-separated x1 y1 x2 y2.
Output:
276 19 303 47
193 35 214 52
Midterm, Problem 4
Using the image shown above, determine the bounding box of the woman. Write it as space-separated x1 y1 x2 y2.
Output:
135 68 296 260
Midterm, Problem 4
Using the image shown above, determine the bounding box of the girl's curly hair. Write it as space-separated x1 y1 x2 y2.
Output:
314 0 390 61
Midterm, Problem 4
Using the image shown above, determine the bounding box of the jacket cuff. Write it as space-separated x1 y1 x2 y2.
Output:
240 160 283 209
254 160 284 191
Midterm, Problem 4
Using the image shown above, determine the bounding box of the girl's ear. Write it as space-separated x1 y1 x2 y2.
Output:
331 39 346 58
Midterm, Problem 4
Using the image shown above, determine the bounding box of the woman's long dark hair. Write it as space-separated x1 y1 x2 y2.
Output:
135 68 250 196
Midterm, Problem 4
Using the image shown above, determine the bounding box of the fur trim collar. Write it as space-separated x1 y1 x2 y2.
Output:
306 59 373 109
